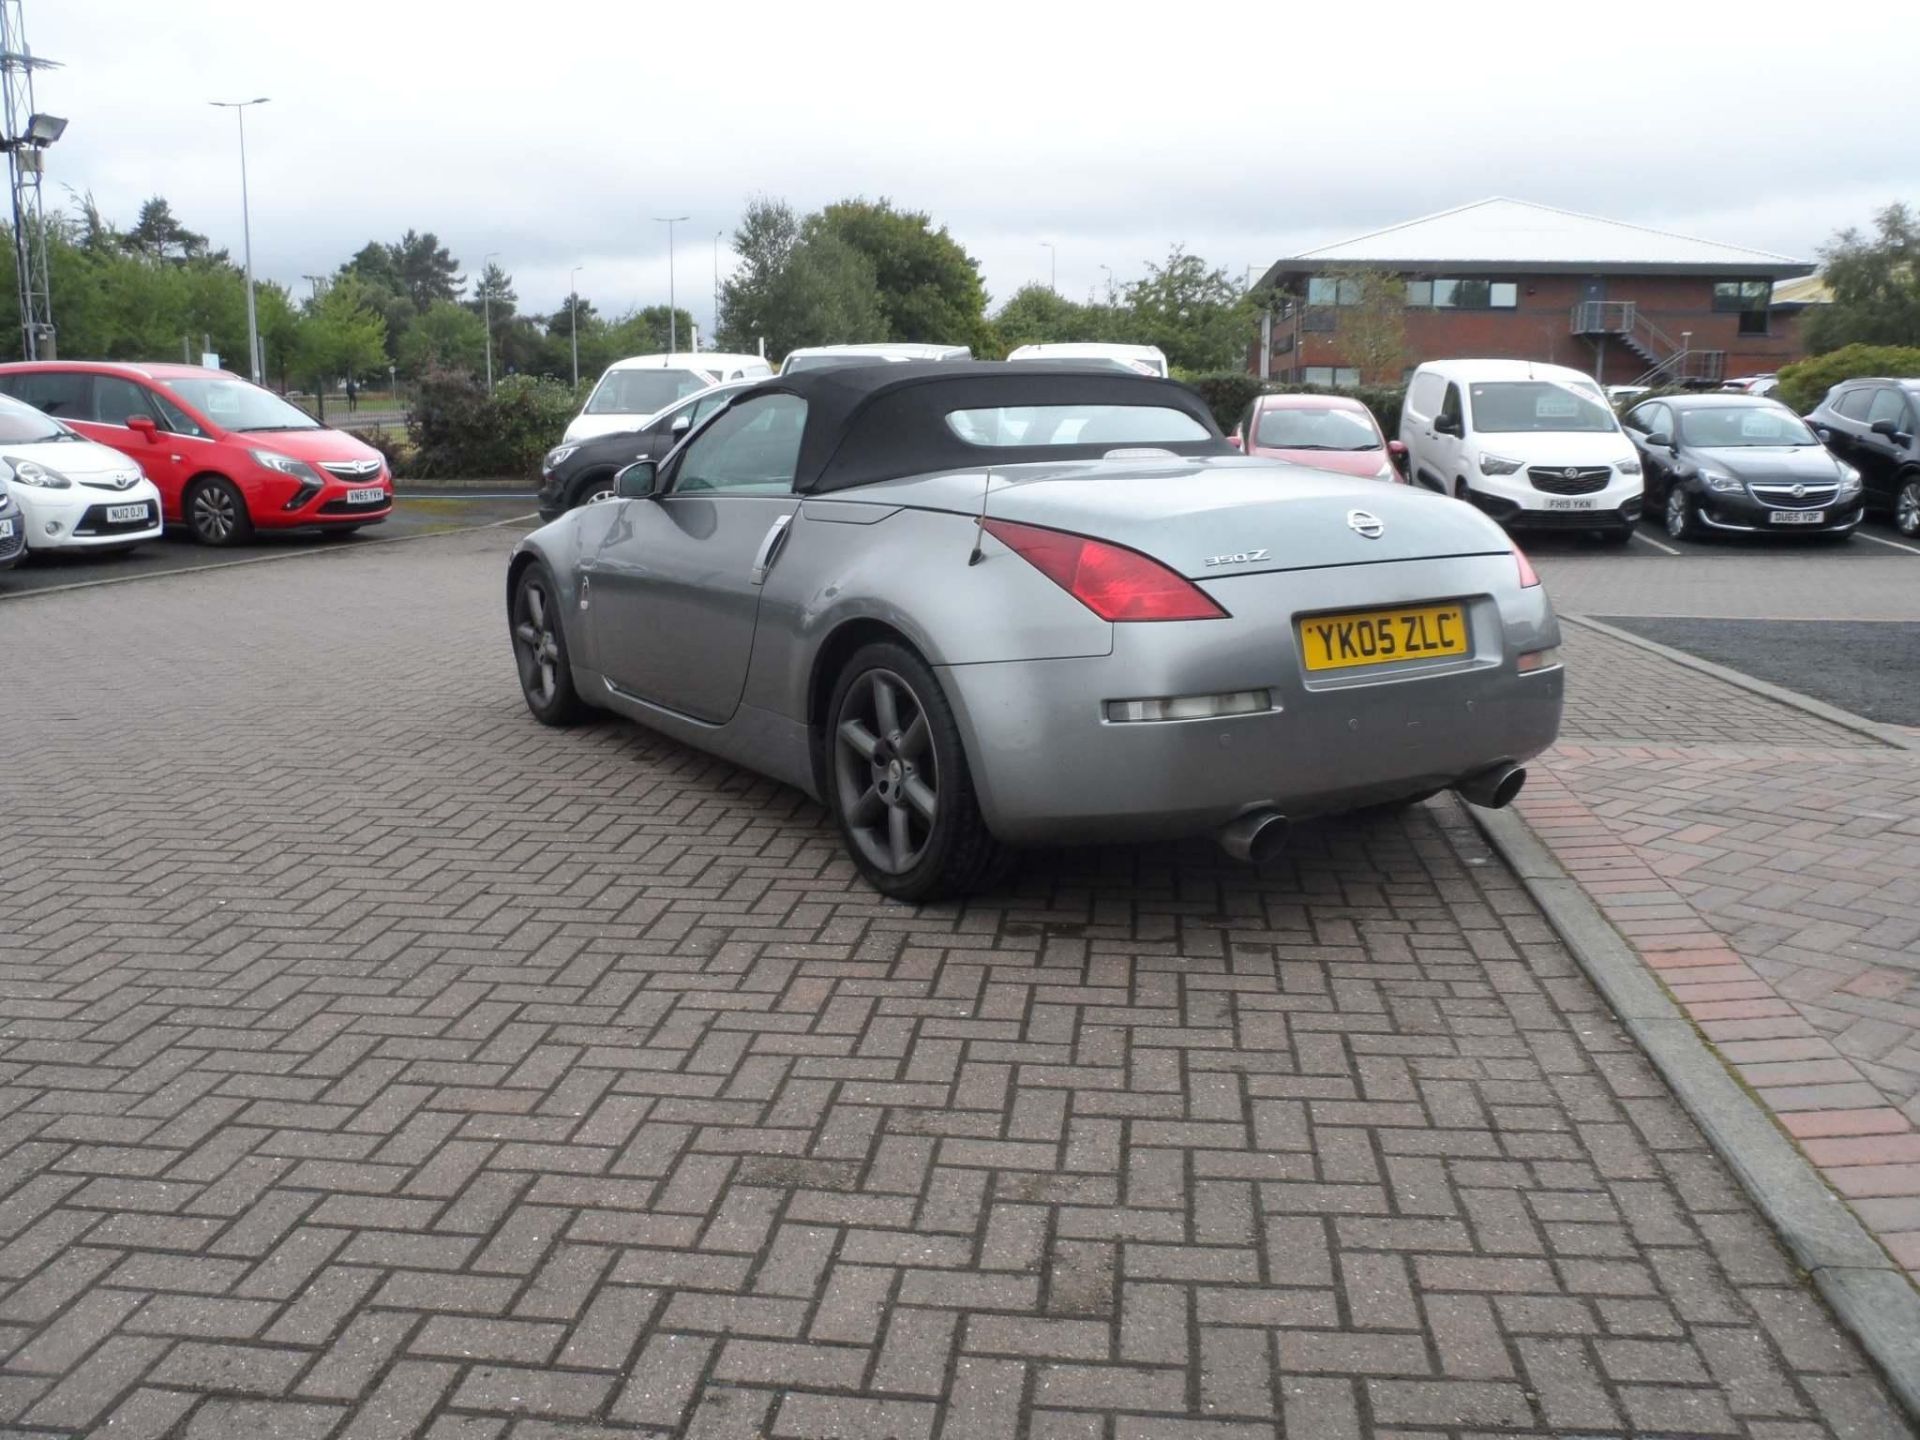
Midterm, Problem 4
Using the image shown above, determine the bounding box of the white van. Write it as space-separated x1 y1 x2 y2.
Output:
564 352 772 443
1399 359 1643 544
780 343 970 374
1007 343 1170 378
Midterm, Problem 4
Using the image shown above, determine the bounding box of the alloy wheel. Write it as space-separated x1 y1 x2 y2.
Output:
1665 488 1690 540
833 668 938 875
192 485 238 543
1898 481 1920 537
585 487 615 506
512 575 562 708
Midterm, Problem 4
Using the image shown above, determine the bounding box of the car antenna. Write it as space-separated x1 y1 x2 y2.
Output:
967 467 994 565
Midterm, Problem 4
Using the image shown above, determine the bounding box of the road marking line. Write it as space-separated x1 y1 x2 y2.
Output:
1856 531 1920 556
1630 531 1682 555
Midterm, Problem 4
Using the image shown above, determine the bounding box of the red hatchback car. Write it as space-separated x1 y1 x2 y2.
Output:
0 362 393 545
1227 393 1406 483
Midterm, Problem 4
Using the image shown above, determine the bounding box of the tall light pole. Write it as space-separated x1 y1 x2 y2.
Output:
481 250 499 391
569 265 583 390
1041 241 1057 294
210 97 269 383
654 216 688 352
712 230 722 346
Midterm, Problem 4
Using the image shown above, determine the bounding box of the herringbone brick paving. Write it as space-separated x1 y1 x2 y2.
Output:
0 528 1909 1437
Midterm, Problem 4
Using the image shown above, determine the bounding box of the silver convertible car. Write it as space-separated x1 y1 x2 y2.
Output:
507 363 1564 899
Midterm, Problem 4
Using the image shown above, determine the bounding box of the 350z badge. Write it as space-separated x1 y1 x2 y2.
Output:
1204 549 1270 567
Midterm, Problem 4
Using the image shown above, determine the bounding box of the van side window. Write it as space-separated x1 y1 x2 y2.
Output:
1438 383 1463 427
1407 372 1441 416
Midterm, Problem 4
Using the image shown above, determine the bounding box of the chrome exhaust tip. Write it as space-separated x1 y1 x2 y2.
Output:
1455 763 1526 810
1218 809 1289 865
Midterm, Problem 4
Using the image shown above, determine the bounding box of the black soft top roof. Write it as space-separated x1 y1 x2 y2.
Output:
721 361 1227 494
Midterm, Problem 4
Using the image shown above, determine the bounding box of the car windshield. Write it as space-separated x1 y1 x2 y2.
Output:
0 395 76 443
1679 407 1819 448
164 377 320 432
1255 407 1379 451
585 368 716 415
1468 381 1617 433
946 404 1209 447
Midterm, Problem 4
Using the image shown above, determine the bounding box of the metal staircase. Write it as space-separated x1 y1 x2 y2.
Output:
1570 301 1724 387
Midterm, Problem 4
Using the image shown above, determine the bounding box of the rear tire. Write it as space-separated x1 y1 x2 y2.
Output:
186 478 253 547
1896 476 1920 537
826 640 1003 902
510 561 586 726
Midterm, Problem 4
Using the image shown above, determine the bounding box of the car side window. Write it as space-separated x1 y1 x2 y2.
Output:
1438 383 1463 428
1639 402 1671 438
148 391 206 438
690 391 733 425
6 371 89 418
1834 388 1874 422
669 393 806 496
1866 388 1909 430
1623 404 1650 433
91 376 153 427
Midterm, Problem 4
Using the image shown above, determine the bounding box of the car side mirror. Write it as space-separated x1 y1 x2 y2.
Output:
127 414 160 442
1871 418 1897 437
1387 439 1408 466
1645 431 1673 450
1434 415 1461 438
670 414 691 435
1225 433 1243 450
614 460 658 500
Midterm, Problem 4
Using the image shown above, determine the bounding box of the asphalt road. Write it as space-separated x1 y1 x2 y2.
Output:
1597 616 1920 727
0 493 535 598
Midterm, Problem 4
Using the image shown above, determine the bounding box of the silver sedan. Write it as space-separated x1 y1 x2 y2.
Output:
507 363 1563 900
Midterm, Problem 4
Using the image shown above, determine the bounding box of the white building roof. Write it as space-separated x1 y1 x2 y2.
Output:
1263 198 1810 280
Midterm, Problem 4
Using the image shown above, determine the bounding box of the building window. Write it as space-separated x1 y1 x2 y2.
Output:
1306 276 1361 306
1406 277 1518 309
1302 309 1337 333
1713 279 1770 335
1302 366 1360 387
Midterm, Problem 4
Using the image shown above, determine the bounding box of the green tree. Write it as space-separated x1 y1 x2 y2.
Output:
389 230 464 311
716 196 802 352
123 197 215 262
398 299 487 377
1804 203 1920 354
606 304 699 357
767 228 886 355
994 283 1106 349
1338 270 1409 383
818 197 989 348
1121 245 1254 372
294 277 388 416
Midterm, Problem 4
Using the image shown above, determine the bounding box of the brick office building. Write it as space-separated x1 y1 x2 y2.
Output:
1252 197 1814 388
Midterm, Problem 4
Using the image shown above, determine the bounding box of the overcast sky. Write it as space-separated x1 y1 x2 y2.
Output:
28 0 1917 338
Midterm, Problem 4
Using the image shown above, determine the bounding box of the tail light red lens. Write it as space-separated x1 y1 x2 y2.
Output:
1512 543 1541 588
982 518 1227 621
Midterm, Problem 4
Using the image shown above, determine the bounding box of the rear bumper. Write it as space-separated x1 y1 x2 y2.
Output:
938 555 1563 845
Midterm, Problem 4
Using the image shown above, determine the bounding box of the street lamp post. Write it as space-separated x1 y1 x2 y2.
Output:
210 97 269 383
482 250 499 391
569 265 584 390
1041 241 1057 294
655 216 688 352
713 230 722 345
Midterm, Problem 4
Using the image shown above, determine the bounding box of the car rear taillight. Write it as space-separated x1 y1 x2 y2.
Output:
1513 543 1541 588
982 519 1227 622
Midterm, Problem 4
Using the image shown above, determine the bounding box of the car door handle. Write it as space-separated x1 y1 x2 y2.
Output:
749 514 792 586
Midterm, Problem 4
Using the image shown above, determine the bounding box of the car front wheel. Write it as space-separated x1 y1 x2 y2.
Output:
570 470 618 511
1897 476 1920 537
510 561 586 726
1664 486 1697 542
186 478 254 547
827 641 1003 902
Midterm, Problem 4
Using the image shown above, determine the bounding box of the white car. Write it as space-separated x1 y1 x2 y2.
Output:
780 343 971 374
1722 374 1780 397
1399 359 1643 545
564 352 772 444
1006 343 1170 377
0 478 23 570
0 393 162 554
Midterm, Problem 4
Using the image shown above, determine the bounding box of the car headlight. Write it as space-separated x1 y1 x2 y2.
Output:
250 449 322 483
545 445 578 469
1698 469 1742 493
1616 457 1642 476
1837 463 1862 496
1478 452 1523 476
3 457 71 488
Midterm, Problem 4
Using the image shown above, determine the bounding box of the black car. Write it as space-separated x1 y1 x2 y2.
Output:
1622 393 1863 542
0 480 24 571
1806 377 1920 536
537 380 749 521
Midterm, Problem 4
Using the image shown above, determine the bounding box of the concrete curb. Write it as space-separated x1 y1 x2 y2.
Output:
0 513 537 605
1467 797 1920 1425
1564 612 1920 751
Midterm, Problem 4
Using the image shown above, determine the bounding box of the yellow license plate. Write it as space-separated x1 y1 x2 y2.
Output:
1297 603 1468 671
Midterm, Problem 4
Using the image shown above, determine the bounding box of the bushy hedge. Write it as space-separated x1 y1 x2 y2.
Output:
404 368 579 479
1776 343 1920 414
1180 371 1405 438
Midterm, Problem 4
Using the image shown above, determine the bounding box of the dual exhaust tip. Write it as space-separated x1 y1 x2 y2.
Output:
1215 763 1526 866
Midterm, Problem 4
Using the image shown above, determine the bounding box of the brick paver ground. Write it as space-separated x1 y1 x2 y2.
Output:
1532 621 1920 1285
0 530 1910 1438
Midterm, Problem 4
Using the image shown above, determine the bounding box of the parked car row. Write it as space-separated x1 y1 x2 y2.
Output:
508 361 1562 900
0 361 394 564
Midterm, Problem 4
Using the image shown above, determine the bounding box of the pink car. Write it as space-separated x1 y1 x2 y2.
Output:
1228 393 1406 482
